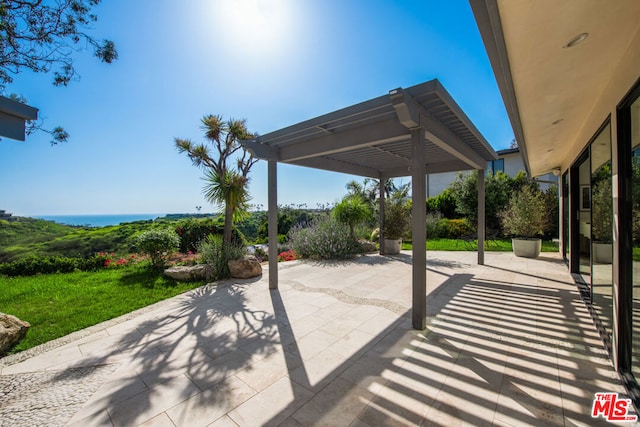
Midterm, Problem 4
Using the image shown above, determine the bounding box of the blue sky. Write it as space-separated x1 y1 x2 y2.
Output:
0 0 512 216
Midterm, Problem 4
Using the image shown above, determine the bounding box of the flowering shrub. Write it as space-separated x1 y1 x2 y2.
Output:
97 252 137 268
136 228 180 269
288 216 360 260
278 249 297 262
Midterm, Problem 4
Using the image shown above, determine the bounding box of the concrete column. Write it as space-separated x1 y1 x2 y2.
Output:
478 168 485 265
268 159 278 289
411 127 427 330
379 173 386 255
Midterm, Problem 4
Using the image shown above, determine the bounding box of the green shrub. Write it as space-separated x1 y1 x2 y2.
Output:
425 213 442 238
198 234 246 280
437 218 474 238
254 246 268 262
136 228 180 269
0 253 115 276
175 218 244 253
499 186 550 238
426 189 458 218
288 216 360 259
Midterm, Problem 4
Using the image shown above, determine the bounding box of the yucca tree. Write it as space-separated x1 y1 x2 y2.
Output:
175 115 257 246
202 169 251 243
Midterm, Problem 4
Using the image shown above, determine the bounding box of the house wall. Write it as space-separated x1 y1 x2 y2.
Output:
555 25 640 374
425 149 556 198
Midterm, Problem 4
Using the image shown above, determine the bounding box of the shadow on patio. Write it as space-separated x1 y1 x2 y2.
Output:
37 252 632 426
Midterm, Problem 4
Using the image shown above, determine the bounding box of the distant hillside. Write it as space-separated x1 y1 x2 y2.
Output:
0 217 76 247
0 217 172 262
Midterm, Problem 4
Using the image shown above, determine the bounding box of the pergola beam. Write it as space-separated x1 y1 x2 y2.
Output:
277 117 408 163
243 140 279 161
292 156 381 178
389 88 486 170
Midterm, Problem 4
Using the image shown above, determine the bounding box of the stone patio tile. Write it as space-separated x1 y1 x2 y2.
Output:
66 409 113 427
355 310 404 335
136 412 175 427
185 349 253 391
326 329 378 359
289 348 354 391
285 313 325 339
315 302 359 322
165 375 255 427
291 377 375 426
207 415 240 427
289 329 339 361
68 369 148 423
108 374 201 426
1 345 83 374
235 349 302 392
318 316 365 338
358 382 430 426
227 376 314 426
338 351 397 395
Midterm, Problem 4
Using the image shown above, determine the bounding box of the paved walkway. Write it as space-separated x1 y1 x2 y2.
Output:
0 251 636 426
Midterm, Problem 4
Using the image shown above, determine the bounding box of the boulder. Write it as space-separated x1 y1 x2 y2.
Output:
0 312 30 355
228 255 262 279
164 264 209 281
359 240 377 253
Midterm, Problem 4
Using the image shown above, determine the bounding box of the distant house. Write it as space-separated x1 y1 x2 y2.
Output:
425 147 557 197
0 210 17 222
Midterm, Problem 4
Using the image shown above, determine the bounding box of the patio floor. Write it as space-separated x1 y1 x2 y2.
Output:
0 251 636 426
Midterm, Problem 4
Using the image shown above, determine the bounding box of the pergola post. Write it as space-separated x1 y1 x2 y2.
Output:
477 168 485 265
268 159 278 289
379 173 386 255
411 127 427 330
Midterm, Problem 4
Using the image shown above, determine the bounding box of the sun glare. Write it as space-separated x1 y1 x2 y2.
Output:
213 0 292 58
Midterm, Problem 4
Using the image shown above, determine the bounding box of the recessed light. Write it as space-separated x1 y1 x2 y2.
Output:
563 33 589 48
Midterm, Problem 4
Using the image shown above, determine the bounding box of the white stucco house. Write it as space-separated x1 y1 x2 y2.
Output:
425 147 557 197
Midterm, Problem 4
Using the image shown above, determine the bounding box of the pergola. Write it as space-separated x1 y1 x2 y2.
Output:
242 79 497 330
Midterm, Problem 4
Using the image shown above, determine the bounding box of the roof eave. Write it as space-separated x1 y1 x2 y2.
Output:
469 0 531 176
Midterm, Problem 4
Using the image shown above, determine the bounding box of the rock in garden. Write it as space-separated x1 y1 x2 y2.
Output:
228 255 262 279
359 240 377 253
164 264 209 281
0 312 30 355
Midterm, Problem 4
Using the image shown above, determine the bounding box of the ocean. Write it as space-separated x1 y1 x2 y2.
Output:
34 214 164 227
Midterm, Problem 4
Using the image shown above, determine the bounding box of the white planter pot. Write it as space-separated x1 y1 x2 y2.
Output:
593 242 613 264
383 238 402 254
512 238 541 258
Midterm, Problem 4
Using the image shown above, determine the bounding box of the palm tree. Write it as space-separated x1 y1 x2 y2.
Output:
333 195 371 240
175 115 257 246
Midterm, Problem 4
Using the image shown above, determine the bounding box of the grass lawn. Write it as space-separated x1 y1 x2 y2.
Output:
402 238 559 252
0 264 204 354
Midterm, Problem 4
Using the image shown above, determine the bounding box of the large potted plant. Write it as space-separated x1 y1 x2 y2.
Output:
382 196 410 254
591 176 613 263
499 185 550 258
